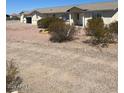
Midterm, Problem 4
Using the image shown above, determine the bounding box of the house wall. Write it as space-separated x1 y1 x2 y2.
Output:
80 10 118 28
55 13 69 20
102 17 112 25
20 9 118 27
101 10 116 24
69 13 74 25
31 13 70 25
20 14 24 23
54 13 63 19
20 14 27 23
23 18 26 23
112 11 118 22
83 12 92 27
32 14 42 25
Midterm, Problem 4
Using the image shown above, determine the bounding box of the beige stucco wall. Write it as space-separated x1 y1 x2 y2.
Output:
20 14 43 25
32 14 42 25
23 18 26 23
20 10 118 27
20 14 27 24
102 17 112 24
20 14 24 23
102 10 115 24
80 10 118 27
54 13 63 19
20 15 23 23
112 11 118 22
83 12 92 27
69 13 74 25
102 11 118 24
84 17 92 27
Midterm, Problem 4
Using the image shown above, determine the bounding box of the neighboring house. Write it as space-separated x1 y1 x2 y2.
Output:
10 13 20 20
20 1 118 28
6 14 10 20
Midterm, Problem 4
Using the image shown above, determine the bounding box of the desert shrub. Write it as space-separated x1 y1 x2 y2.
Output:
86 17 116 46
104 21 118 43
6 59 22 93
109 21 118 34
86 17 104 36
37 17 64 28
86 17 106 44
48 21 76 42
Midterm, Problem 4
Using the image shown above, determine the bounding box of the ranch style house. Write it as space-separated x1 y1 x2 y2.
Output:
20 1 118 28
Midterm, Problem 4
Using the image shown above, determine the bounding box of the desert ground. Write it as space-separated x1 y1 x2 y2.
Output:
7 21 118 93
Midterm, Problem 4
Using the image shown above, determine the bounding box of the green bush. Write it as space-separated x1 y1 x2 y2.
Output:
86 17 116 46
48 21 76 42
6 59 22 93
37 17 64 28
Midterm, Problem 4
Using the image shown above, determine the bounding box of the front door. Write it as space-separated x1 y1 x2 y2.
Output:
74 13 79 25
72 13 82 26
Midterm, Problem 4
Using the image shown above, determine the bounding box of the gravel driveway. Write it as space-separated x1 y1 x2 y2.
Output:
7 21 118 93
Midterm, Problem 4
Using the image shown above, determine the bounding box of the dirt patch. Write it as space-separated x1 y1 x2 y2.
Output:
7 21 118 93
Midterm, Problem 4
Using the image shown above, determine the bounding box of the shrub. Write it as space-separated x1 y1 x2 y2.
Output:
86 17 104 36
37 17 64 28
86 17 117 46
6 59 22 93
48 21 76 42
86 17 107 44
109 21 118 34
104 21 118 43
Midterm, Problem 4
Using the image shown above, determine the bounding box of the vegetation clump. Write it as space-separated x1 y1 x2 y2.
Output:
48 21 76 42
6 59 22 93
86 17 118 47
109 21 118 34
37 17 64 28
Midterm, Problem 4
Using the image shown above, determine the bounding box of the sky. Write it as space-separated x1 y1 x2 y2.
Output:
7 0 115 14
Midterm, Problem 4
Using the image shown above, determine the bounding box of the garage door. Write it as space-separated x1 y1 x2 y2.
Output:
26 17 32 24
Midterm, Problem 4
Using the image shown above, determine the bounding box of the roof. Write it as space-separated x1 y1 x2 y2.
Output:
11 13 18 16
77 1 118 11
22 11 31 15
37 6 73 13
22 1 118 15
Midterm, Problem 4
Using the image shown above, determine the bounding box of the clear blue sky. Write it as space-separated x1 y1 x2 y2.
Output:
7 0 114 14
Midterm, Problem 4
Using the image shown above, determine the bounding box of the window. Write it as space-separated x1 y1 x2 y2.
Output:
53 14 55 17
63 14 69 20
92 12 102 18
96 13 102 18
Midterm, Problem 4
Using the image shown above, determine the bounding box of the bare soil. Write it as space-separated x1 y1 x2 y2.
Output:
7 21 118 93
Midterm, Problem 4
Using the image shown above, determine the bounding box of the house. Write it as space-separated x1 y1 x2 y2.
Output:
10 13 20 20
6 14 10 20
20 1 118 28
